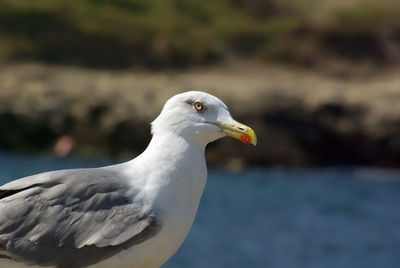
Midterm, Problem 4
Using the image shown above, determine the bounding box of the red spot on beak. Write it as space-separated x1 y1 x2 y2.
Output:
240 134 251 144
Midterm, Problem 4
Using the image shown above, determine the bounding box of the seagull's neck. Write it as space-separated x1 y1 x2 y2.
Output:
144 132 205 163
123 132 207 186
121 132 208 224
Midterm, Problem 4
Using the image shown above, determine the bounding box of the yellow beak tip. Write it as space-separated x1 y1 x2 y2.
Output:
247 129 257 146
252 139 257 146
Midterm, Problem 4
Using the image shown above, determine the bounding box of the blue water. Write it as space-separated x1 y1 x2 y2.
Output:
0 152 399 268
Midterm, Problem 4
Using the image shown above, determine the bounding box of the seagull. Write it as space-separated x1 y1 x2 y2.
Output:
0 91 257 268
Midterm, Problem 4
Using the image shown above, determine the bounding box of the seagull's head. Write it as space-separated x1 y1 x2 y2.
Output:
151 91 257 147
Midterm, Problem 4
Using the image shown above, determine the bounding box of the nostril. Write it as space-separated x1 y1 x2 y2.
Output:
238 127 244 131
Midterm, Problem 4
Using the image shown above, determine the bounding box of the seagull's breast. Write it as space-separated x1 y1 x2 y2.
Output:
93 168 207 268
108 139 207 268
154 148 208 258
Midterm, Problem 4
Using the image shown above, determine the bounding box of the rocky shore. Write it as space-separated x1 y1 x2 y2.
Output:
1 63 399 169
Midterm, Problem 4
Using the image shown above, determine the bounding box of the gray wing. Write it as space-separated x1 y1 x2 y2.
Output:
0 168 161 268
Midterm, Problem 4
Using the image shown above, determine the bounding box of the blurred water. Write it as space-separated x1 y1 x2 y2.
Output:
0 152 399 268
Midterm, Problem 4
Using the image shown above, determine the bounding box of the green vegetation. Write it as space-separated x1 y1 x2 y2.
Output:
1 0 400 68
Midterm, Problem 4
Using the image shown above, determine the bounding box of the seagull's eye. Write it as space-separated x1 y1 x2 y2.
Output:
193 101 204 112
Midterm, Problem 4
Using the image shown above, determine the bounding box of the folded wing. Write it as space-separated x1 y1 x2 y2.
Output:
0 168 161 268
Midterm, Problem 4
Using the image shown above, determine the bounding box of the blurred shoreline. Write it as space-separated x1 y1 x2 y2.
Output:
1 62 399 169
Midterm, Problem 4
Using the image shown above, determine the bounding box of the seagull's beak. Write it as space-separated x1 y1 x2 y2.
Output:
215 120 257 146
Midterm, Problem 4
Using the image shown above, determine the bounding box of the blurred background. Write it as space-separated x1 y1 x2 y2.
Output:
0 0 400 267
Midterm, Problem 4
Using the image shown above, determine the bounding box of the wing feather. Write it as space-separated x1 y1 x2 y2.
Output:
0 168 161 267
